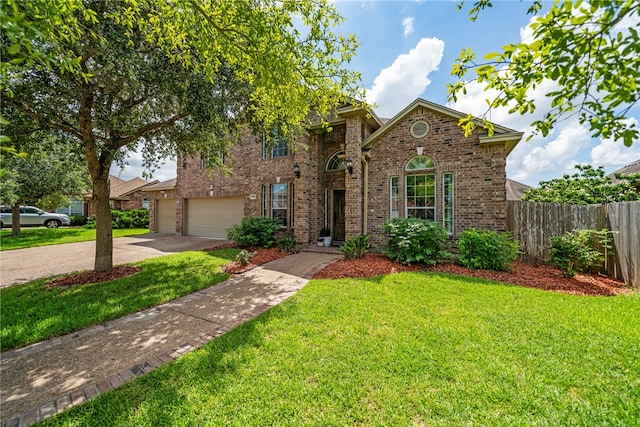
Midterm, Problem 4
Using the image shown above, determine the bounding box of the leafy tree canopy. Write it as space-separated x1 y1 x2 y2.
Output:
522 164 640 204
450 0 639 147
1 0 364 271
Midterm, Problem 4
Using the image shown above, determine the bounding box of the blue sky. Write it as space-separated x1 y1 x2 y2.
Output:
113 0 640 186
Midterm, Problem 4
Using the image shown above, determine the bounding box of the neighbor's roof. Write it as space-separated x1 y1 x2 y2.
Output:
362 98 524 156
610 159 640 176
144 178 177 191
85 175 157 200
506 179 532 201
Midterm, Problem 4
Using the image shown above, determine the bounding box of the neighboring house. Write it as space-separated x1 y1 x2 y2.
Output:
145 178 177 234
85 175 158 215
506 179 532 201
150 98 523 246
609 159 640 194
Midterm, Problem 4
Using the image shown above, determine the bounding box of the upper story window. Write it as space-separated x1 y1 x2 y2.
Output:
405 155 435 171
326 151 346 170
263 129 289 159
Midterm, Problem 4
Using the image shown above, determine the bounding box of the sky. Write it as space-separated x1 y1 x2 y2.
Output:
112 0 640 187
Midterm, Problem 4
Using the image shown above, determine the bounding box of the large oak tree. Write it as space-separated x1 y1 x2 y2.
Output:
2 0 364 271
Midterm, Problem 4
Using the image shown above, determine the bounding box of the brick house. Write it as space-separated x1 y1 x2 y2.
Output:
85 175 158 215
150 99 523 246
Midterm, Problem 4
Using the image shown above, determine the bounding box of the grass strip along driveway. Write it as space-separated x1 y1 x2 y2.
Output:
0 227 150 251
0 249 238 351
39 272 639 426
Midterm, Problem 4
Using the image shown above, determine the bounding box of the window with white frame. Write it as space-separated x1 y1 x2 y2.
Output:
142 198 151 210
406 174 435 220
443 173 454 233
271 183 288 226
390 176 400 219
405 155 436 220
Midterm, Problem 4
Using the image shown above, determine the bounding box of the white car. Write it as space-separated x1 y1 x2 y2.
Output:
0 205 71 228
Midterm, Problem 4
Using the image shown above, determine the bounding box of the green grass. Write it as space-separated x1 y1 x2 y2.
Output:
0 249 239 351
42 273 640 426
0 227 150 251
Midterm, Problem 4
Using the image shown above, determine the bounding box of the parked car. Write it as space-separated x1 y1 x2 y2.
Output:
0 205 71 228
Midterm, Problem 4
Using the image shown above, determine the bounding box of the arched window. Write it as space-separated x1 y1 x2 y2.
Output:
405 155 435 171
326 151 346 170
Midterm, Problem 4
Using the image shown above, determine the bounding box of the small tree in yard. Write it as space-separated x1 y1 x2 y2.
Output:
548 229 614 277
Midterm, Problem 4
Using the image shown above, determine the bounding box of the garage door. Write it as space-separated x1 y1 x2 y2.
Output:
186 197 244 238
156 199 176 234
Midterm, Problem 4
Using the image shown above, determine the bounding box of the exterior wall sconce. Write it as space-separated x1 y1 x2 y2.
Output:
293 163 300 178
346 157 354 175
417 145 424 156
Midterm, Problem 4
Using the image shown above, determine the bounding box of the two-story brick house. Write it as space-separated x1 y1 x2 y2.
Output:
150 98 523 246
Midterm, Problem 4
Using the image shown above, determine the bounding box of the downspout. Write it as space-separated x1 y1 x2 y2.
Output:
362 151 370 235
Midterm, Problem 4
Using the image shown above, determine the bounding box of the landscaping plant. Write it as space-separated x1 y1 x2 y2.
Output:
382 218 449 265
235 250 256 266
548 228 613 277
276 237 301 253
341 234 369 259
457 228 520 271
226 217 282 248
84 209 149 229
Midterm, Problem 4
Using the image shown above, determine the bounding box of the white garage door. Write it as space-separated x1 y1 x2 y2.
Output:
156 199 176 234
186 197 244 238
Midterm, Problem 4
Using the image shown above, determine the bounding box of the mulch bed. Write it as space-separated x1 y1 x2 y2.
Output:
44 246 631 297
46 266 142 289
313 253 630 297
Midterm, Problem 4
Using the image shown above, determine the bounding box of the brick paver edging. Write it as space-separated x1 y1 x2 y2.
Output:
1 303 274 427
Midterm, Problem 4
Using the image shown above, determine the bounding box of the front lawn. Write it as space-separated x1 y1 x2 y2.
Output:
0 227 150 251
43 273 640 426
0 249 238 351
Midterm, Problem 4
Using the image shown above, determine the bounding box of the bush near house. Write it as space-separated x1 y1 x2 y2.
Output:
84 209 150 229
382 218 449 265
69 215 87 226
341 234 369 259
549 229 613 277
227 216 282 248
457 228 520 271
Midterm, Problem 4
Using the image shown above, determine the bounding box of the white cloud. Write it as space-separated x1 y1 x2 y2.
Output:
591 118 640 167
402 17 414 37
507 121 592 183
367 37 444 118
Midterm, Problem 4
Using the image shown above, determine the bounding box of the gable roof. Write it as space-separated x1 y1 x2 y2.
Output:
83 175 157 200
145 178 177 191
506 179 532 201
362 98 524 155
609 159 640 176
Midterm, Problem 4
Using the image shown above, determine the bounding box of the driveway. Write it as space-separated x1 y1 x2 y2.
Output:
0 234 229 288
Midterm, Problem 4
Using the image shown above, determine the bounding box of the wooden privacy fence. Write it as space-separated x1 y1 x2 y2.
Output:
507 201 639 289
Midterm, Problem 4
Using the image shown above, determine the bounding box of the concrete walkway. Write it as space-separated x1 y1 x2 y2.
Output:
0 234 225 288
0 250 342 426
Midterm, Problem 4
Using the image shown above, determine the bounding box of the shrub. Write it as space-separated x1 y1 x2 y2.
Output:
382 218 449 265
234 249 256 266
341 234 369 259
277 237 301 253
548 229 613 277
69 215 88 226
457 228 520 271
226 216 282 248
83 209 149 229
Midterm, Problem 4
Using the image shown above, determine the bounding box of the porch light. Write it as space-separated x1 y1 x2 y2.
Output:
417 145 424 155
293 163 300 178
346 157 353 175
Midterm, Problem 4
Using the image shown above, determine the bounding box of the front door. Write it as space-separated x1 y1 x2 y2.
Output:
332 189 346 241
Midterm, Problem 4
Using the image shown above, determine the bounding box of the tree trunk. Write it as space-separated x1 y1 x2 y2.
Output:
92 174 113 271
11 202 21 237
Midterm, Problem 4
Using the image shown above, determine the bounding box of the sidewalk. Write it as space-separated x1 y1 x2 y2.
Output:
0 251 342 426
